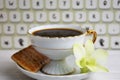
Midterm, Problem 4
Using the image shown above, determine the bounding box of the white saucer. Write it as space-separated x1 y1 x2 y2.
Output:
17 64 89 80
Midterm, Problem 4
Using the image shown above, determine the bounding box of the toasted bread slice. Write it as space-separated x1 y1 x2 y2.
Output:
11 45 50 72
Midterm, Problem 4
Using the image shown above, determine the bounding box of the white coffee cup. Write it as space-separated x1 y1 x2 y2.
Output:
28 24 97 75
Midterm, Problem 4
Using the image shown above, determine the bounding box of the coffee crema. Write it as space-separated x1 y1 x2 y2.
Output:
32 28 83 38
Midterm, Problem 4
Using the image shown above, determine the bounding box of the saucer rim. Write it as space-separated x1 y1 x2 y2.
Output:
17 64 89 79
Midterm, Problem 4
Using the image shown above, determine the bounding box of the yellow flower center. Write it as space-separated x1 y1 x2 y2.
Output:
80 57 96 67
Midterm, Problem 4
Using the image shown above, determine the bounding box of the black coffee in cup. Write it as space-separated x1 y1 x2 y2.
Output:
32 28 83 38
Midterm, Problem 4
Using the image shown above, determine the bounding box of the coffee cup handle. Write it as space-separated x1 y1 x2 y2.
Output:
85 30 97 43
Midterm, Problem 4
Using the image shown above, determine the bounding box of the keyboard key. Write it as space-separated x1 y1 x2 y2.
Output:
72 0 83 9
3 24 15 34
0 0 3 9
0 12 7 22
14 36 29 48
59 0 70 9
88 11 100 22
95 36 109 49
102 11 113 22
9 11 21 22
108 24 120 35
5 0 17 9
111 36 120 49
19 0 30 9
113 0 120 9
75 11 87 22
115 11 120 22
99 0 111 9
16 24 28 34
95 24 106 35
23 11 34 22
82 24 93 30
46 0 57 9
32 0 43 9
36 11 47 22
1 36 12 49
49 12 60 22
62 11 73 22
86 0 97 9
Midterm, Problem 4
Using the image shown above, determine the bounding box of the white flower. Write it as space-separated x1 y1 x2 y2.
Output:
73 39 109 73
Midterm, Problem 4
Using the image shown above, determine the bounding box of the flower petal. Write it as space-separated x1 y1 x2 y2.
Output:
93 49 108 65
80 57 87 68
85 39 94 55
86 64 109 72
73 43 85 60
86 57 96 66
75 59 82 68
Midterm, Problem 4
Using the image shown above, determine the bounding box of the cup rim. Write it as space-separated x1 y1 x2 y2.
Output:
28 24 86 39
32 45 73 50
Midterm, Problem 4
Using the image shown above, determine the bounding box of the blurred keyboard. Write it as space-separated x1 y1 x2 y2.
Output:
0 0 120 51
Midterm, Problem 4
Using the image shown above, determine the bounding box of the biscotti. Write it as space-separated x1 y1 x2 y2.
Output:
11 45 50 72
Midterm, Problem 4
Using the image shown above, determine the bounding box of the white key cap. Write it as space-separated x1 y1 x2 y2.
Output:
82 24 93 31
29 24 39 29
95 36 109 49
62 12 73 22
72 0 83 9
9 11 21 22
5 0 17 9
102 11 113 22
1 36 12 48
111 36 120 49
3 24 15 34
23 11 34 22
0 12 7 22
75 11 87 22
89 11 100 22
36 11 47 22
86 0 97 9
59 0 70 9
14 36 29 48
46 0 57 9
95 24 106 35
0 0 3 9
32 0 43 9
115 11 120 22
19 0 30 9
16 24 28 34
108 24 120 35
113 0 120 9
99 0 111 9
49 12 60 22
